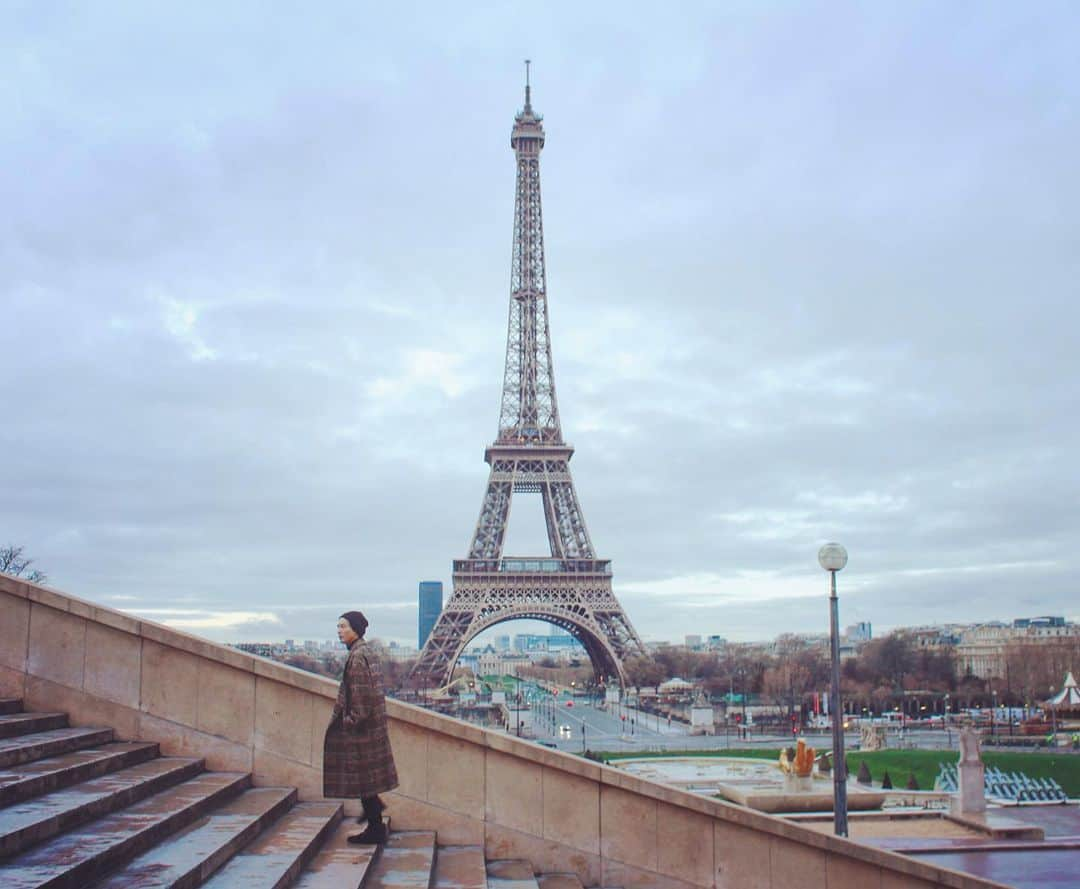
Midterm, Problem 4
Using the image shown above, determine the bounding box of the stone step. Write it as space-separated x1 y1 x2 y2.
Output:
199 800 342 889
0 700 24 716
0 771 250 889
290 818 382 889
0 756 204 857
0 727 115 770
363 831 436 889
0 714 68 740
537 874 585 889
487 858 540 889
433 845 487 889
0 742 161 808
91 786 297 889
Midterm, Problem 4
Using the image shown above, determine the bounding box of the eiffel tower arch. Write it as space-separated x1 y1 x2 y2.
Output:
412 68 646 689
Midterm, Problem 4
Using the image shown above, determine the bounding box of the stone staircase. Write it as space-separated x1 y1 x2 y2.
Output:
0 700 601 888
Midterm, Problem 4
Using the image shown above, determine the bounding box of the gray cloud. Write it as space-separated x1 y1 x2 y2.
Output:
3 3 1077 647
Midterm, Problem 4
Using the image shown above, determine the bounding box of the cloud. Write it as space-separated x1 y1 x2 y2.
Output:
124 609 283 631
154 291 218 362
621 570 824 602
2 3 1077 650
367 349 472 401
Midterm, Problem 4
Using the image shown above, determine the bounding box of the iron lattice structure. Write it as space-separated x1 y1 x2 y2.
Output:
412 73 646 689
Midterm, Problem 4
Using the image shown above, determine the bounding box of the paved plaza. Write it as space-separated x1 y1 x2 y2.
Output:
879 805 1080 889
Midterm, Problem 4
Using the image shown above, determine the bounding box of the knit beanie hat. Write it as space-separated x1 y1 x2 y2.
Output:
340 611 368 639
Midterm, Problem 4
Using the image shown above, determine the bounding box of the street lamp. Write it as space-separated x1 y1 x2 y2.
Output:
991 689 998 740
819 541 849 838
944 693 951 747
735 666 747 739
514 670 522 737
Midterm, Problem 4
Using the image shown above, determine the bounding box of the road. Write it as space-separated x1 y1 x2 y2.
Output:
445 683 969 755
528 698 687 751
519 697 967 755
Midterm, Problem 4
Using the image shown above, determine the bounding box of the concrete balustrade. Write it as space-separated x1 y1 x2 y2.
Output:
0 574 1003 889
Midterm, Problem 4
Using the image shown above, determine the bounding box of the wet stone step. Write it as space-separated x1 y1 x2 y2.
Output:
200 800 342 889
0 727 115 770
0 742 160 808
487 858 540 889
432 845 487 889
362 831 436 889
537 874 586 889
0 700 24 716
91 786 297 889
0 714 68 740
290 818 382 889
0 771 250 889
0 756 204 857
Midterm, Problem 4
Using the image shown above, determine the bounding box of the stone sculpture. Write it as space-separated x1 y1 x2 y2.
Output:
778 739 816 791
859 723 887 751
951 724 986 816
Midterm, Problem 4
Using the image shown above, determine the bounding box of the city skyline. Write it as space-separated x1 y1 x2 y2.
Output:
4 5 1078 647
227 612 1070 655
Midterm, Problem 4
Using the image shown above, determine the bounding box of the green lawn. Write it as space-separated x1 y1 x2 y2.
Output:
597 748 1080 797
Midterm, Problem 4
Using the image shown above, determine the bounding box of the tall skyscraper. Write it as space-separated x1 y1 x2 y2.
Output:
418 581 443 649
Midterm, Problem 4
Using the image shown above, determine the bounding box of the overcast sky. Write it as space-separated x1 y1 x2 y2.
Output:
4 3 1078 649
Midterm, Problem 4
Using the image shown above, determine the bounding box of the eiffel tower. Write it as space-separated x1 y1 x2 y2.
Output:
412 67 646 689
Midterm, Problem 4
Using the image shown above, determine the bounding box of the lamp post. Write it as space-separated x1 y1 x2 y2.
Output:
1006 662 1014 737
735 666 747 738
991 689 997 741
514 671 521 737
819 542 849 838
944 693 951 747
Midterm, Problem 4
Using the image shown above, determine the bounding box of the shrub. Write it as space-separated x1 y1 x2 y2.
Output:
857 761 873 785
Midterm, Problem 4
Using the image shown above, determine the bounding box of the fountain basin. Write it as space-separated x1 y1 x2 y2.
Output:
612 756 887 814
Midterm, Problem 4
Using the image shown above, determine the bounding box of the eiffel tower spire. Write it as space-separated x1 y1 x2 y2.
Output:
499 60 559 446
411 71 645 690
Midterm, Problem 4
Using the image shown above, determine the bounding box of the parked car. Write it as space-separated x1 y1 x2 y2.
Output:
559 724 572 738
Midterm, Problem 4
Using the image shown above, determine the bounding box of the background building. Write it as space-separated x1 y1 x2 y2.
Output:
844 621 872 643
418 581 443 649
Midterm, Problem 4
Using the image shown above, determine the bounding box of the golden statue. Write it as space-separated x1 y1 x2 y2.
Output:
778 738 816 778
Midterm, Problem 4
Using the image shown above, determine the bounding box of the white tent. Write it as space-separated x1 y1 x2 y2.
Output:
1045 671 1080 708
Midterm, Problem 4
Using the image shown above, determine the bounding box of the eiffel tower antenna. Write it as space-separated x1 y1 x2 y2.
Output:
411 71 646 690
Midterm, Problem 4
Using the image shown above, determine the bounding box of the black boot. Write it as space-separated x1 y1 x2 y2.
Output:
347 820 387 844
348 796 387 844
355 794 386 825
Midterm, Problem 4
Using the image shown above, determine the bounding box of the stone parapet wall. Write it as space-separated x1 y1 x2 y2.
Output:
0 574 1005 889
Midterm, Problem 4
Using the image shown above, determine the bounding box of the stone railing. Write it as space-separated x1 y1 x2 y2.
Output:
0 574 1004 889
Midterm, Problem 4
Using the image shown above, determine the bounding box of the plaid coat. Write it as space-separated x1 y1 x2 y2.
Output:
323 641 399 799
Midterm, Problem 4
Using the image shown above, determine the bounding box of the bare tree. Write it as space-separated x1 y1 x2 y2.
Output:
623 655 665 689
1005 638 1080 707
0 545 47 584
859 634 917 696
763 636 827 717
